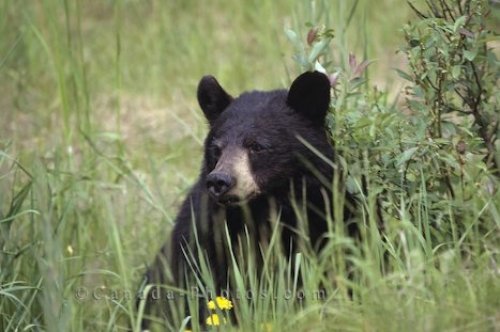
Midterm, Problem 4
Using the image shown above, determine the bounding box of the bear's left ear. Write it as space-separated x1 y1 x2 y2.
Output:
197 75 233 125
287 71 331 125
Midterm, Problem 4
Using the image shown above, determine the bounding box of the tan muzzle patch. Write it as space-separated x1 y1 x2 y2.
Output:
213 148 260 199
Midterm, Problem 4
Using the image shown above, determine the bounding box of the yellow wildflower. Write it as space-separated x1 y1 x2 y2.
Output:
207 296 233 311
262 322 273 332
206 313 226 326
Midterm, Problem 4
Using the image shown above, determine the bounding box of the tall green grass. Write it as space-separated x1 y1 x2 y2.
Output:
1 0 499 331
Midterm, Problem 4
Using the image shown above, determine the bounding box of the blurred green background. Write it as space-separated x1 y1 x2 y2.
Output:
1 0 409 159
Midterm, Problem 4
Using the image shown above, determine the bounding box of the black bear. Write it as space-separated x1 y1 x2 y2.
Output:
140 71 355 328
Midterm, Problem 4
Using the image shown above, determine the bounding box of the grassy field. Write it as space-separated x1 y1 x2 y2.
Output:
1 0 499 331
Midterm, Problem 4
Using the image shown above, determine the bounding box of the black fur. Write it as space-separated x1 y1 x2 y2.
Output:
139 72 355 328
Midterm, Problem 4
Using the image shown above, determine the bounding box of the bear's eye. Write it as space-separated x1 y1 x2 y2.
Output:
211 145 222 159
248 141 265 153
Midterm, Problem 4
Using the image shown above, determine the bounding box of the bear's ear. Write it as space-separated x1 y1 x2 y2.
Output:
287 71 331 125
197 75 233 125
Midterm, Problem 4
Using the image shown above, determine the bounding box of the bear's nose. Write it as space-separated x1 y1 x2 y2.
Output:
206 172 234 198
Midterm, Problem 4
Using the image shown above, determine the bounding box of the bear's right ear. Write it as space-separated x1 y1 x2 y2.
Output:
197 75 233 125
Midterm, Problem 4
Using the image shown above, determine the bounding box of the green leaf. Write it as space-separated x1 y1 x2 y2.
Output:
285 28 305 54
349 77 366 91
464 49 477 61
292 54 309 68
346 176 361 195
406 172 416 182
407 99 426 112
285 28 299 45
308 38 330 64
453 16 467 33
442 121 457 137
396 147 419 167
438 154 461 170
451 65 461 80
396 69 413 81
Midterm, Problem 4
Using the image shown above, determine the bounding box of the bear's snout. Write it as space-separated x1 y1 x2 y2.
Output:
206 171 235 200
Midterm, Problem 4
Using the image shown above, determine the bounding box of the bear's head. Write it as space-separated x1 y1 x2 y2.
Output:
197 72 333 205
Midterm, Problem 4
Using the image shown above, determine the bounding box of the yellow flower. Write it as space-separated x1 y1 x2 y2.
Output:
206 313 226 326
262 322 273 332
207 296 233 311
